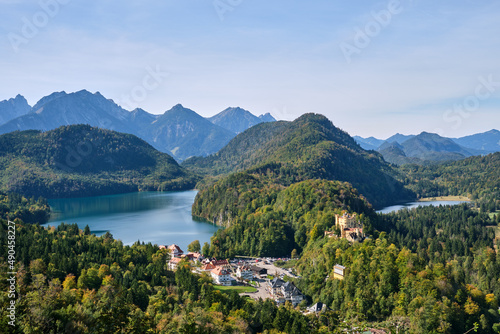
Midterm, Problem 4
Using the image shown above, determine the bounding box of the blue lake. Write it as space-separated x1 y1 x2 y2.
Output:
377 200 470 214
42 190 220 251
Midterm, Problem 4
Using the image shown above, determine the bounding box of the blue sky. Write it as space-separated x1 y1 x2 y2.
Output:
1 0 499 139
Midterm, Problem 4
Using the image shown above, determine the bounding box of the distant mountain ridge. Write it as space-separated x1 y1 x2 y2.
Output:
355 129 499 165
453 129 500 153
377 132 481 165
208 107 276 134
141 104 235 161
0 94 31 125
0 90 276 161
0 90 137 135
353 136 384 150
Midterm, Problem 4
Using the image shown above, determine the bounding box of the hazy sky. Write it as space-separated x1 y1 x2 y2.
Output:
1 0 499 139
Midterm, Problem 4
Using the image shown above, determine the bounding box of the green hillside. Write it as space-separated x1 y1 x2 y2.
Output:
182 120 289 175
0 125 198 198
293 204 500 333
186 113 415 209
0 219 315 333
397 152 500 211
197 178 374 258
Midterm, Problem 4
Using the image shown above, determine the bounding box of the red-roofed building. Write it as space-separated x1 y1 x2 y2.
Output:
210 259 229 268
211 267 231 286
201 263 216 272
167 244 184 257
186 252 204 263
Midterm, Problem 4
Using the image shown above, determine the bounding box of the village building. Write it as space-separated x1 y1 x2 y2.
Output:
167 244 184 257
168 257 183 271
268 277 304 306
307 302 328 314
236 265 253 280
333 264 345 280
211 267 232 286
182 252 204 263
250 265 267 278
210 259 230 268
200 263 216 272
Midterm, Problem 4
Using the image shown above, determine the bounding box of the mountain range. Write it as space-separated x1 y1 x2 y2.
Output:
208 107 274 134
355 129 499 165
0 94 31 125
0 90 276 161
1 90 497 167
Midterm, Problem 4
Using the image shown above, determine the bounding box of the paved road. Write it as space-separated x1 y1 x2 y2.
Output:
240 278 272 301
257 262 298 279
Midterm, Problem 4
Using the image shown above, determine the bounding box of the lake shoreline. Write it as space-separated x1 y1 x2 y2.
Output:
377 198 472 214
417 195 471 202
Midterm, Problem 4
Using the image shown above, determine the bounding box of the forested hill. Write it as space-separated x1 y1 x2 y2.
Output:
0 125 198 198
398 152 500 210
294 204 500 333
183 113 363 175
187 113 415 209
195 179 375 258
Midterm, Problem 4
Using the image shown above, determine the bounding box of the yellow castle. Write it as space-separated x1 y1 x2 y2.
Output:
334 212 364 242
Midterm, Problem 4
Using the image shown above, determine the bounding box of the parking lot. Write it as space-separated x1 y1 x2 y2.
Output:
256 261 298 279
233 258 298 302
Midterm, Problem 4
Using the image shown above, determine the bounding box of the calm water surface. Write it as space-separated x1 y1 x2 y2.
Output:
377 200 470 214
43 190 220 250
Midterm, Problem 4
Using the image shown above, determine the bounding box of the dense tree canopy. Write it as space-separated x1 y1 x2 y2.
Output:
0 125 199 198
397 152 500 211
186 113 414 208
0 219 323 333
293 204 500 333
0 191 50 224
196 178 374 258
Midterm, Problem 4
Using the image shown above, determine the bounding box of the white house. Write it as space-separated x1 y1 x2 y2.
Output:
168 257 183 271
333 264 345 280
168 244 184 257
281 281 304 305
236 265 253 280
211 267 231 286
